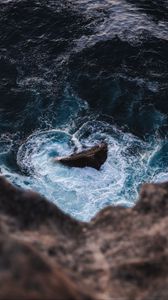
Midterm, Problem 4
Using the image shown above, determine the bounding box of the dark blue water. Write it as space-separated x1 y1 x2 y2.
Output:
0 0 168 220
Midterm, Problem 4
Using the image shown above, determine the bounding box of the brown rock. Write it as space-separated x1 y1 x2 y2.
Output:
0 176 168 299
0 236 91 300
54 143 108 170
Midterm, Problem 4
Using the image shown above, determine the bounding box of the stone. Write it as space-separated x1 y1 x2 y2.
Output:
54 143 108 170
0 176 168 299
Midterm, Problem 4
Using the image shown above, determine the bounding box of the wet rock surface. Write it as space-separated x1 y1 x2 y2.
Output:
0 176 168 299
55 143 108 170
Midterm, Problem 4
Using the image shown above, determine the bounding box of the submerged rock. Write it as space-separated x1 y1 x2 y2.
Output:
54 143 108 170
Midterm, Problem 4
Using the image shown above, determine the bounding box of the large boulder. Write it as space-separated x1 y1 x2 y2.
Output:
54 143 108 170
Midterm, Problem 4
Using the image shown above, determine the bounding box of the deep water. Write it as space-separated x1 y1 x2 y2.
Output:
0 0 168 221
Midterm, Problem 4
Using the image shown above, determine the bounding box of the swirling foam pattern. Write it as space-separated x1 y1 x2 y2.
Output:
0 122 161 220
0 0 168 221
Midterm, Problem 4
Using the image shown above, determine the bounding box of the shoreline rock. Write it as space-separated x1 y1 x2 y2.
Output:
0 176 168 299
54 143 108 170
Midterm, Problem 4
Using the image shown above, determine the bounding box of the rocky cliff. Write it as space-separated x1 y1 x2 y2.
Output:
0 176 167 299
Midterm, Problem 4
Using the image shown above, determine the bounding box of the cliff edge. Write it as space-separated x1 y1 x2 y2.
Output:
0 176 167 299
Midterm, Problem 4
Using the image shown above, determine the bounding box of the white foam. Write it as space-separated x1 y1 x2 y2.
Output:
13 121 158 221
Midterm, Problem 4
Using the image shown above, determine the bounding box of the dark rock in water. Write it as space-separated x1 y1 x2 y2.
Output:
0 176 168 299
55 143 108 170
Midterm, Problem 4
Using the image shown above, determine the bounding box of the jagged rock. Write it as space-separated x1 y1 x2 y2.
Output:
0 176 168 299
54 143 108 170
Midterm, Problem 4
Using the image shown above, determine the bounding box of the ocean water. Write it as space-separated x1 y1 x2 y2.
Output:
0 0 168 221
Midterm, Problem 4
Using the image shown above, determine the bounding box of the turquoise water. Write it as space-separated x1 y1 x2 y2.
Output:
1 92 168 221
1 0 168 221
